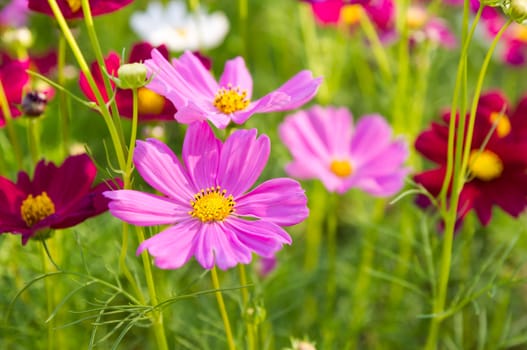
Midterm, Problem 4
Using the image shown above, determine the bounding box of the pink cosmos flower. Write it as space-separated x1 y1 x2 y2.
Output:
279 105 409 195
406 5 456 49
28 0 133 19
104 121 309 270
0 0 29 28
0 154 122 244
144 50 322 129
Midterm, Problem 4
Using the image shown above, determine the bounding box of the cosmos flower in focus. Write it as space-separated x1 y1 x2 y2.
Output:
145 49 322 128
104 121 308 270
28 0 133 19
130 1 229 52
414 91 527 226
279 105 409 195
79 42 178 122
0 154 122 244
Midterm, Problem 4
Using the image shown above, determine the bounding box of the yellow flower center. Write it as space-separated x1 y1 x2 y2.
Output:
189 186 236 223
468 150 503 181
406 6 428 30
330 159 353 177
20 192 55 227
213 86 250 114
489 111 511 138
137 87 166 115
513 24 527 43
340 4 362 25
66 0 81 12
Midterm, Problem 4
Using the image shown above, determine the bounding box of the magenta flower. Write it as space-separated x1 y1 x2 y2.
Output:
279 105 409 195
0 154 122 244
0 56 29 127
104 121 309 270
144 50 322 128
406 5 456 49
28 0 133 19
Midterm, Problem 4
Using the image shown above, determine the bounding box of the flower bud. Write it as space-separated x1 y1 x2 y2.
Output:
507 0 527 23
480 0 505 7
116 62 148 89
22 91 47 117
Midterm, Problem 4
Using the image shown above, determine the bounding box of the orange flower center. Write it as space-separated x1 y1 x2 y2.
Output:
468 150 503 181
489 111 511 138
20 192 55 227
512 24 527 43
66 0 81 12
340 4 362 25
406 6 428 30
330 159 353 177
137 88 166 115
213 85 250 114
189 186 235 223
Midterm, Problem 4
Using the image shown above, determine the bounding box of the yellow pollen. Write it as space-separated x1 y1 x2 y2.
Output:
468 150 504 181
66 0 81 12
513 24 527 43
406 6 428 30
340 4 362 25
489 111 511 138
189 186 236 223
137 88 166 115
330 159 353 177
20 192 55 227
213 85 250 114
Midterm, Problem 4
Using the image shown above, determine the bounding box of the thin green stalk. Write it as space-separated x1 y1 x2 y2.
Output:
304 181 327 271
80 0 125 147
125 88 139 184
40 242 55 350
325 193 338 315
136 227 169 350
46 0 126 171
0 80 23 169
57 35 70 157
392 0 410 134
238 0 249 59
347 199 386 347
211 266 236 350
238 264 255 350
358 11 392 83
27 119 40 164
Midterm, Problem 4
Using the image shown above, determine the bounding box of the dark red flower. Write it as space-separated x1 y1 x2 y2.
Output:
0 154 122 244
0 56 28 127
79 42 178 122
28 0 133 19
414 91 527 226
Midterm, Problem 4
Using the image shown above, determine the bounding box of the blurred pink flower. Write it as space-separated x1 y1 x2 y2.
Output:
0 56 29 126
104 121 309 270
28 0 133 19
406 5 457 49
0 0 29 28
144 50 322 128
279 105 409 195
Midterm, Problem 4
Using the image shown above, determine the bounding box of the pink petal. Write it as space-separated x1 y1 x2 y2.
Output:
182 122 221 190
235 178 308 226
350 115 393 163
173 51 218 96
219 56 253 98
204 223 252 270
137 219 200 269
104 190 186 225
217 129 270 197
134 139 194 202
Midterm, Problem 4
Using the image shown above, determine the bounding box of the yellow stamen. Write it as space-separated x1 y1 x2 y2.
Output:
20 192 55 227
213 85 250 114
189 186 236 223
489 111 511 138
340 4 362 25
330 159 353 178
137 87 166 115
66 0 81 12
468 150 503 181
406 6 428 30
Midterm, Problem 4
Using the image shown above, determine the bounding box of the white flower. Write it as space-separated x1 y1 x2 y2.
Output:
130 1 229 51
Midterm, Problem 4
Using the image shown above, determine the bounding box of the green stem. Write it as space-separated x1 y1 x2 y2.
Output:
46 0 126 171
40 242 54 350
211 266 236 350
303 181 326 271
238 264 255 350
27 119 40 164
358 10 392 83
392 0 410 134
57 34 70 157
136 227 169 350
0 80 23 169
